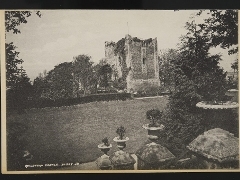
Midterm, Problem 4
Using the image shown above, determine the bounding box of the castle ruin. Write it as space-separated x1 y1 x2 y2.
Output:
105 34 160 92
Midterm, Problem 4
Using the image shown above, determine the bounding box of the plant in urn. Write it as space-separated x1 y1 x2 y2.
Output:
113 126 129 150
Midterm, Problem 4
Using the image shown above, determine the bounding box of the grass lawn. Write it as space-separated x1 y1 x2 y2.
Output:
6 96 168 170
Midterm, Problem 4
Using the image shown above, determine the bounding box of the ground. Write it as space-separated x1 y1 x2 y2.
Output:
6 96 168 170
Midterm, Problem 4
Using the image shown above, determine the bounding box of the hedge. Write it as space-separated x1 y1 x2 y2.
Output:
14 93 132 109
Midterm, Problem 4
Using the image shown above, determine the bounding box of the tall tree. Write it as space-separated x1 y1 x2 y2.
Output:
72 55 94 96
5 11 41 89
158 49 181 93
5 11 41 112
164 18 228 145
44 62 73 100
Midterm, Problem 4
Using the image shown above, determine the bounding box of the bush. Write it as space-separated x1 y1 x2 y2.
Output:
26 93 132 109
146 109 163 127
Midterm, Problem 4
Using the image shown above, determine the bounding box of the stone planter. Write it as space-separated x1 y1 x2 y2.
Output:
97 143 112 155
196 101 238 109
196 101 239 136
113 137 129 150
96 143 113 170
142 124 165 141
110 136 136 170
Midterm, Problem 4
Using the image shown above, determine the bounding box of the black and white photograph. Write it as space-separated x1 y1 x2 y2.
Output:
1 10 239 173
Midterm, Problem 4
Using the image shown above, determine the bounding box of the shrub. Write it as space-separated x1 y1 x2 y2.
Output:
116 126 126 140
102 137 110 146
26 93 132 109
146 109 163 127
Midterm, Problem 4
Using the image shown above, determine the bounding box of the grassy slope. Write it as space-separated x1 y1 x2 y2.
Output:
7 96 168 167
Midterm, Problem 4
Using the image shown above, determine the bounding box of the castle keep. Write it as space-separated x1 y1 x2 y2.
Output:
105 34 160 92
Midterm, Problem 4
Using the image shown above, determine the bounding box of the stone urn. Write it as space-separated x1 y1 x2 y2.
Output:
96 139 113 170
113 136 129 150
97 143 112 155
142 124 165 141
144 109 165 141
196 101 239 136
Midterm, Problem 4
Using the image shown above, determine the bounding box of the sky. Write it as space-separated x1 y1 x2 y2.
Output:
6 10 238 81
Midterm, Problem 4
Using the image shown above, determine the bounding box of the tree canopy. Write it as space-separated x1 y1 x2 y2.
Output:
197 10 238 55
72 55 95 96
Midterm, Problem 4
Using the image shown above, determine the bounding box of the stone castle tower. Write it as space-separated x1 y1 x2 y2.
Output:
105 34 160 92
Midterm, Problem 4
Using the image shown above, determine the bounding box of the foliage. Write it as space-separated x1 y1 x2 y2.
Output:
7 68 33 113
5 11 41 34
231 60 238 73
33 62 74 100
158 49 181 93
164 14 229 145
134 82 160 97
197 10 238 55
6 42 24 89
112 78 127 90
5 11 41 113
102 137 110 146
178 20 227 102
146 109 163 127
32 70 48 99
73 55 95 96
116 126 126 140
98 64 112 89
5 11 41 88
27 93 132 109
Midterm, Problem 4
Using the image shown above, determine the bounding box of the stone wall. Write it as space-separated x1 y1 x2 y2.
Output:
105 35 160 92
105 41 122 79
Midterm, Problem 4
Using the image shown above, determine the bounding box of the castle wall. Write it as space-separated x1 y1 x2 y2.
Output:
105 42 122 79
126 36 160 92
105 35 160 93
129 41 142 79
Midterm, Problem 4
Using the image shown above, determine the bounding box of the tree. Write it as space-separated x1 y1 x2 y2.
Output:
6 42 24 89
32 75 48 99
163 18 228 145
177 20 227 101
98 64 113 89
5 11 42 89
197 10 238 55
7 66 33 113
45 62 74 100
158 49 181 93
5 11 41 112
72 55 94 96
32 63 74 100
